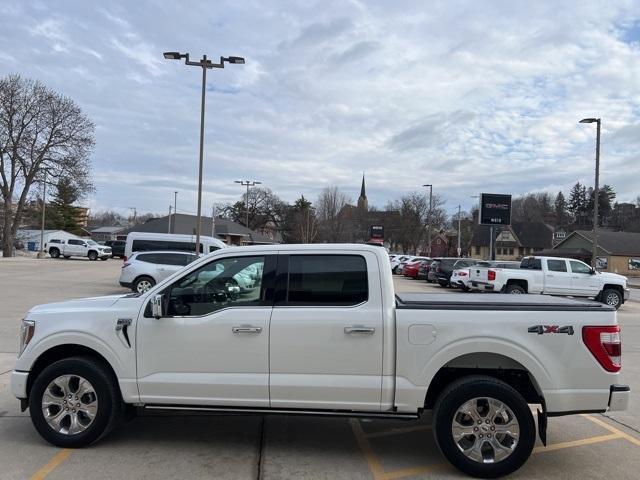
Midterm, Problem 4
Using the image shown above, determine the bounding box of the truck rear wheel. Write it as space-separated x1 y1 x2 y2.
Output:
432 375 535 478
28 356 122 448
505 284 525 294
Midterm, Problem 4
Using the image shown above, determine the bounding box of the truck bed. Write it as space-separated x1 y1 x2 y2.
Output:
395 293 614 311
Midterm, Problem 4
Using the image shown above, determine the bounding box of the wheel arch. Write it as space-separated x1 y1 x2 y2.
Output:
25 344 120 400
505 279 528 292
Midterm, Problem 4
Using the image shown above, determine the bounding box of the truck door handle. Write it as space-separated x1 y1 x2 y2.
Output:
546 274 554 278
344 326 376 334
232 326 262 334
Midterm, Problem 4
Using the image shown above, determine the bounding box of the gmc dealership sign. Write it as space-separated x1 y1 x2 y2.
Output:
480 193 512 225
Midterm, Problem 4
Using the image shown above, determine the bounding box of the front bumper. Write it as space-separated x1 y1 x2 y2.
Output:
11 370 29 399
609 384 630 411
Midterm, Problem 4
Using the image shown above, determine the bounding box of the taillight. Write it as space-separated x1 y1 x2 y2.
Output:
123 256 127 262
459 272 468 276
583 325 621 372
488 270 496 281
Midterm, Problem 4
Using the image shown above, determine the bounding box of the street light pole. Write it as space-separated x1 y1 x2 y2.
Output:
235 180 262 228
579 117 601 268
457 204 462 257
164 52 245 253
423 184 433 256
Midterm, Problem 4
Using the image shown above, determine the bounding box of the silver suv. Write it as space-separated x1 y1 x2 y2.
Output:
119 251 197 293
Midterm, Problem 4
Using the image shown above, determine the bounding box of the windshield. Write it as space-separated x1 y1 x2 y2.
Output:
86 240 98 245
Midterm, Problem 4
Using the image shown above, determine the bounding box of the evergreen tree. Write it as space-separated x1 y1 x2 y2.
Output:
554 191 568 226
46 178 83 234
567 182 588 226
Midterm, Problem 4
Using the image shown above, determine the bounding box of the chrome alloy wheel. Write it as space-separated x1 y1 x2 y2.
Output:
136 280 153 293
42 375 98 435
605 292 620 307
451 397 520 464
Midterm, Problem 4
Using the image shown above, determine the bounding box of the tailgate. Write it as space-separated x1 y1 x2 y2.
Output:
470 266 489 283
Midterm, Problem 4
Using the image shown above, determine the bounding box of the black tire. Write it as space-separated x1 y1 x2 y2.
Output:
601 288 622 309
28 356 122 448
133 275 156 293
49 248 60 259
505 284 525 294
438 281 449 288
100 257 108 261
432 375 536 478
88 251 98 261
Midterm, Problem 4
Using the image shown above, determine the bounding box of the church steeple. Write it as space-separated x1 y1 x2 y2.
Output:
357 173 368 210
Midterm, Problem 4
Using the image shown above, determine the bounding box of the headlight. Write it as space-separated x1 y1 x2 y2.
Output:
19 320 35 357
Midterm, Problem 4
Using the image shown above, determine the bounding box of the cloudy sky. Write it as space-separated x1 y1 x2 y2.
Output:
2 0 640 217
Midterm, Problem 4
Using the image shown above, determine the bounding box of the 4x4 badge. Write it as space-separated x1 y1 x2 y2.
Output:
528 325 574 335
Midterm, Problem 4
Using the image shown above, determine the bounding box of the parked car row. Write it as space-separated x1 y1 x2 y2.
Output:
389 251 630 308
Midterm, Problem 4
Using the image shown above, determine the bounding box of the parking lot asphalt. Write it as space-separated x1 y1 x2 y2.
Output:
0 257 639 479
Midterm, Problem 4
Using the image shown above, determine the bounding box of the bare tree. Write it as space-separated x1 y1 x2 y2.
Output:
316 186 351 242
385 192 446 254
0 74 94 256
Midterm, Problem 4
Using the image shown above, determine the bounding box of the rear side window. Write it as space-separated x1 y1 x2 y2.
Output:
547 259 567 272
521 258 542 270
132 239 202 253
286 255 368 306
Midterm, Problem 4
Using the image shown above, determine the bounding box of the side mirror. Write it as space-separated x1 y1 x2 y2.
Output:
152 294 164 319
591 268 597 275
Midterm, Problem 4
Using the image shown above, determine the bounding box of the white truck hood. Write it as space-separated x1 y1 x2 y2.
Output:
597 271 627 284
27 294 130 315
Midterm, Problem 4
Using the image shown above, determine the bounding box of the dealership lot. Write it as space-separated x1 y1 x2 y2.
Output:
1 258 639 479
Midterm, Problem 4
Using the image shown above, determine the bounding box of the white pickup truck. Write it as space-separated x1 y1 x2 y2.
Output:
12 245 629 478
469 256 629 309
46 238 112 261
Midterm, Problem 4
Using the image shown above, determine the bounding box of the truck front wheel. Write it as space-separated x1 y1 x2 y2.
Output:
28 356 122 448
432 375 535 478
601 288 622 309
49 248 60 259
88 251 98 261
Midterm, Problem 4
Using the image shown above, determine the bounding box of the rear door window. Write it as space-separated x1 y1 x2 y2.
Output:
286 255 368 306
547 259 568 272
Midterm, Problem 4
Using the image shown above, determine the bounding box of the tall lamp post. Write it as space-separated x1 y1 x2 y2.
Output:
579 117 601 268
235 180 262 228
164 52 245 253
423 184 433 256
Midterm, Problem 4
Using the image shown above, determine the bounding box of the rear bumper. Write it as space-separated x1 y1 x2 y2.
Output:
119 281 133 289
609 384 630 412
470 281 495 291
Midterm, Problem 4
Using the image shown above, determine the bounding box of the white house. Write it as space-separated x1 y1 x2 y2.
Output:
15 229 83 251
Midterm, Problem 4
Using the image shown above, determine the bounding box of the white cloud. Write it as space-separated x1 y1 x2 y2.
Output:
2 0 640 213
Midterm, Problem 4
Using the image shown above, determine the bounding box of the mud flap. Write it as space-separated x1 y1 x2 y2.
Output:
537 408 547 446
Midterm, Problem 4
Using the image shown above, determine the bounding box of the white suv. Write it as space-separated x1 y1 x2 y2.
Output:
119 251 198 293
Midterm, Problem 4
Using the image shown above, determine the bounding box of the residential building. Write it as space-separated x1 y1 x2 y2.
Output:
125 213 278 246
548 230 640 277
90 226 129 242
470 221 553 260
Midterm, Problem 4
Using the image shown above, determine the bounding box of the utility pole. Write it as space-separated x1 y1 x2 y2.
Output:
211 204 216 238
423 184 433 256
168 206 172 233
235 180 261 228
129 207 137 225
37 170 49 259
457 204 462 257
173 191 178 234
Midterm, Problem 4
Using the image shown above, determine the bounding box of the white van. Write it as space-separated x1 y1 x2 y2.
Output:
124 232 226 261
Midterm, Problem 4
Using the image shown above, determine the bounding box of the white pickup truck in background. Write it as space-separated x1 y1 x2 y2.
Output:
46 238 112 261
469 256 630 309
12 245 629 478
